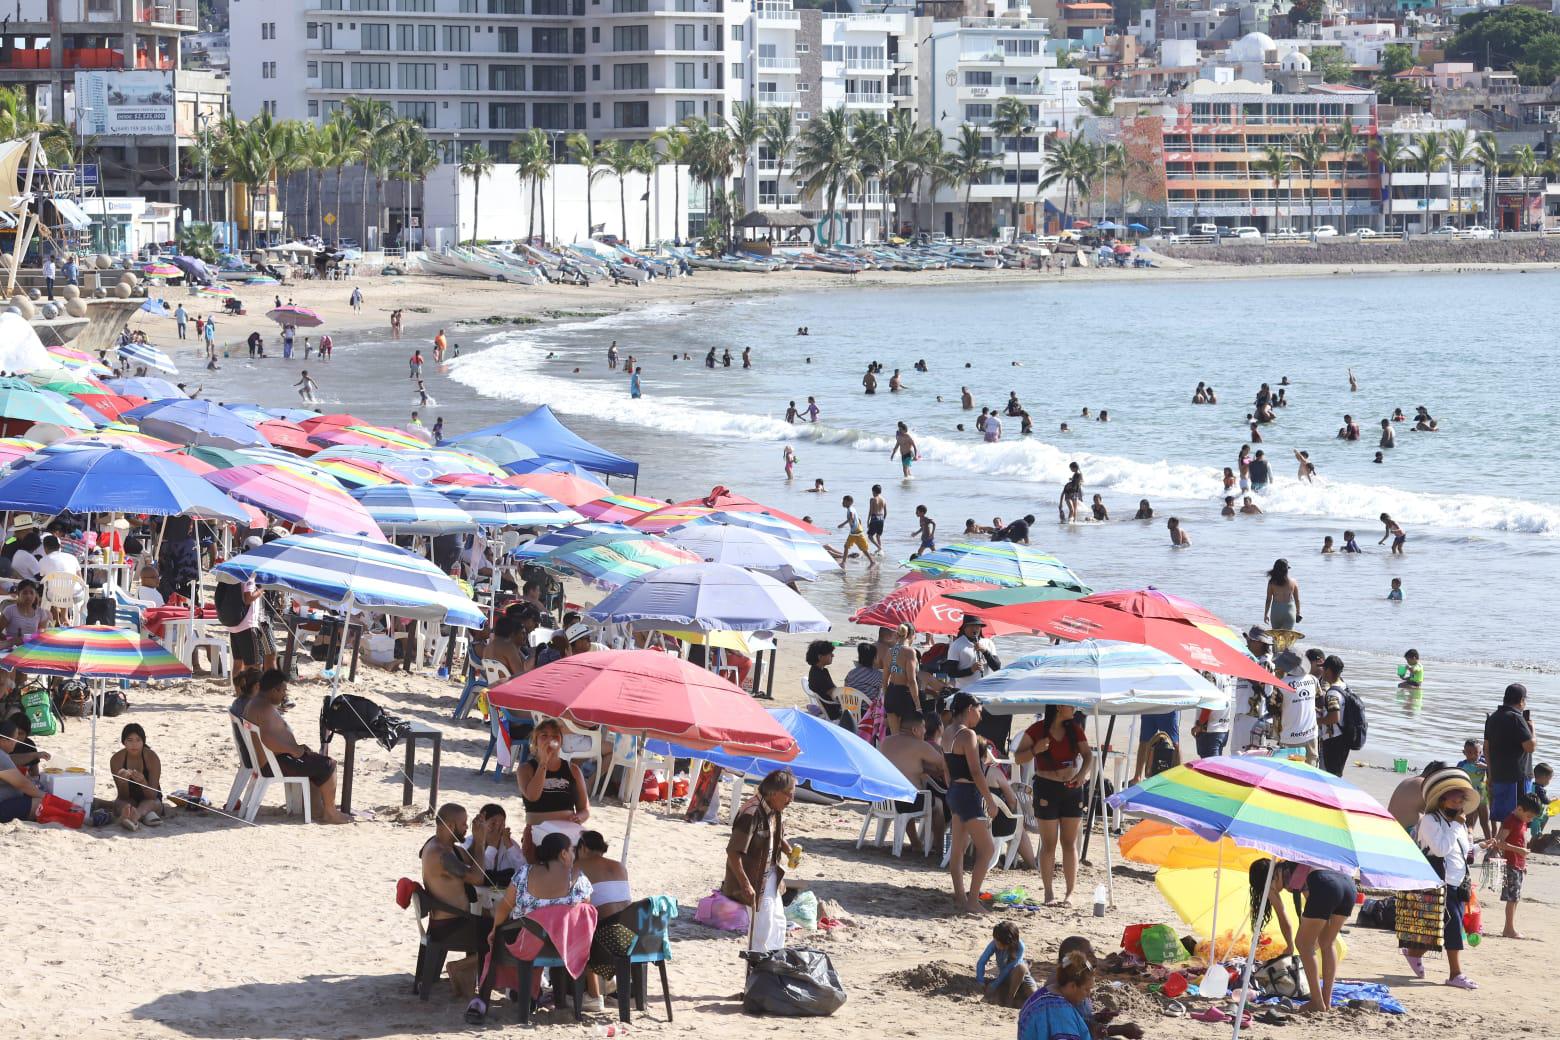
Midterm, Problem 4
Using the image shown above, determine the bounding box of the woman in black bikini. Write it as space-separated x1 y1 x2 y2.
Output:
517 718 591 858
881 623 921 736
1249 859 1357 1013
110 723 164 831
942 693 1001 914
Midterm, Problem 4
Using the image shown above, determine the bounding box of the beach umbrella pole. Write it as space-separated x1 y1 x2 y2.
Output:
1199 841 1229 997
1230 857 1276 1040
620 734 644 865
1080 715 1116 866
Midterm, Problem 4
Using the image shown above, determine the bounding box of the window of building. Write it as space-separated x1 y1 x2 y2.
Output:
398 101 435 126
351 61 391 89
674 23 696 49
676 99 695 121
349 0 389 9
534 102 570 129
489 64 525 90
461 101 479 128
534 64 571 90
307 60 319 77
796 42 808 53
260 22 275 40
674 62 695 88
396 24 414 50
592 26 600 43
396 0 435 9
260 61 276 79
613 62 649 89
613 0 648 9
612 25 648 51
730 61 743 79
675 0 695 8
320 61 344 87
458 0 477 11
534 27 571 52
308 100 320 116
798 82 809 92
534 0 570 12
360 23 389 49
442 25 471 50
998 37 1040 56
488 0 522 11
964 103 992 120
498 27 520 52
398 62 436 89
459 63 478 89
592 63 600 80
964 70 992 85
319 23 333 47
614 101 649 128
593 101 601 117
306 21 318 38
489 102 526 129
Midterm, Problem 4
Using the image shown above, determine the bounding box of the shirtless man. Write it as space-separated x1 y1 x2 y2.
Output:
420 804 493 977
1239 496 1263 515
862 368 878 395
960 386 973 410
482 615 530 678
243 669 351 824
1167 517 1190 547
889 369 904 392
867 484 888 553
878 713 948 854
891 422 918 478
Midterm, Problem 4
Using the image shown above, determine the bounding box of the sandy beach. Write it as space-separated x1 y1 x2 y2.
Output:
6 257 1544 1040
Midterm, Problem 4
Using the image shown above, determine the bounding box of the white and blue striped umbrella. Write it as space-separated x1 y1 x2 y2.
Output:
349 484 476 535
312 445 501 484
117 342 178 374
512 522 651 561
214 532 484 628
440 485 584 529
675 510 838 574
963 639 1227 716
664 522 821 583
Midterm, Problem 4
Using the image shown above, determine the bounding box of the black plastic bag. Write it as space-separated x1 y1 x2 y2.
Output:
741 948 847 1017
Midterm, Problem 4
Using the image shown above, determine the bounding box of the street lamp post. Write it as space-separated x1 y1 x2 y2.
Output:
196 110 211 226
452 131 461 248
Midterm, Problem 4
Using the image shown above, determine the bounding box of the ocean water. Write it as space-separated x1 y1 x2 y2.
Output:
198 271 1560 759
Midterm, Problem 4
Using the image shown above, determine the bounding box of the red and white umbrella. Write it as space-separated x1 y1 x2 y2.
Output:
850 578 1028 636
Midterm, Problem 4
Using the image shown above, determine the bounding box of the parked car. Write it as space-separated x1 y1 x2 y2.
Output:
1462 225 1495 239
1190 223 1220 237
1355 228 1385 239
1429 225 1461 236
1311 225 1339 238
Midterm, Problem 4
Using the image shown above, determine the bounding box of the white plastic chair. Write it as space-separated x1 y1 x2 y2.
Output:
188 620 234 678
223 717 259 815
857 790 934 857
837 687 866 729
559 720 604 777
800 675 844 723
593 730 637 800
40 572 87 625
941 793 1021 872
238 719 313 823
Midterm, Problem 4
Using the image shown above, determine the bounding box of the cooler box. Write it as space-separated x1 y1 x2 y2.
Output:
42 769 95 812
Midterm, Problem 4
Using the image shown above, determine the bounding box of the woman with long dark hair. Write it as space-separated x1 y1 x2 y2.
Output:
1014 704 1094 906
1248 859 1356 1013
1264 558 1301 631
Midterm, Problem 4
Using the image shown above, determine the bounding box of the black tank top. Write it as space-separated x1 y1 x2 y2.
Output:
523 761 577 815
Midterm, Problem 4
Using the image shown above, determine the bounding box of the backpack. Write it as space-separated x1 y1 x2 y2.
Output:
320 693 411 750
1338 683 1368 750
214 579 249 629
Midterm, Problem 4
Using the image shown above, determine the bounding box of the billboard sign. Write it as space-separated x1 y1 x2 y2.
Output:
74 71 175 136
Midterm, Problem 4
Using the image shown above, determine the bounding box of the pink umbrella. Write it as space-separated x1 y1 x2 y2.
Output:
431 472 507 488
266 305 324 328
204 464 387 541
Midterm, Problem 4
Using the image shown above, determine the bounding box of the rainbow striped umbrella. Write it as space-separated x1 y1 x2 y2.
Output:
1 625 191 681
512 522 650 561
316 457 415 489
47 345 113 375
902 541 1084 589
439 485 584 529
308 423 431 450
206 463 387 541
528 534 702 590
0 437 41 468
311 445 506 484
575 492 664 524
627 503 717 534
1109 757 1438 890
197 283 235 297
141 262 181 278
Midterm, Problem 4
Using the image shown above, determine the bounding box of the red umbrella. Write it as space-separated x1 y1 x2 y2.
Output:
506 471 612 508
257 419 316 455
850 579 1028 636
73 393 148 421
297 412 367 434
675 485 825 535
488 649 798 757
980 589 1284 687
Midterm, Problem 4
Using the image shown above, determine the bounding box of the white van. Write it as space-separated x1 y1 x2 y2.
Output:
1230 226 1263 240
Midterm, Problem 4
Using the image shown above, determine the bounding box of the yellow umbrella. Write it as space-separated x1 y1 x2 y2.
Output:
1156 866 1349 965
657 628 775 654
1119 819 1264 871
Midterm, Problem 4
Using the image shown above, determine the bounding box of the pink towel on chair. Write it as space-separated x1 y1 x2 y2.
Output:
508 903 599 980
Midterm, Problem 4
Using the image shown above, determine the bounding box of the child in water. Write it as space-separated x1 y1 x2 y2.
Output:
1389 578 1404 601
1342 531 1361 553
1397 648 1422 687
1321 536 1335 554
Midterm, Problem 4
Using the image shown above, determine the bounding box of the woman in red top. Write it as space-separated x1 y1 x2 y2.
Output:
1014 705 1094 906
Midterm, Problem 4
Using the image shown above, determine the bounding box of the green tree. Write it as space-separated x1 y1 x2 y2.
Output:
1331 119 1359 230
629 140 657 246
1309 47 1354 84
1447 7 1560 73
1040 136 1097 233
759 107 797 202
1474 133 1502 228
947 124 996 240
515 128 552 243
1381 43 1415 77
1374 134 1409 232
991 96 1036 232
343 97 392 248
1288 0 1323 23
457 144 494 246
1257 145 1292 227
794 107 855 245
598 140 635 245
567 132 603 242
1444 128 1475 225
1289 128 1329 232
653 126 688 243
1510 144 1540 229
726 100 764 213
682 117 735 250
321 113 356 244
1412 131 1446 230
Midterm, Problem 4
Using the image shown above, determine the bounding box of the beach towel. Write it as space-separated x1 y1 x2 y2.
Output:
508 903 598 980
1254 980 1404 1015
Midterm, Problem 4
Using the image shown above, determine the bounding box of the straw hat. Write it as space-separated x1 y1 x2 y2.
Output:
1422 766 1480 814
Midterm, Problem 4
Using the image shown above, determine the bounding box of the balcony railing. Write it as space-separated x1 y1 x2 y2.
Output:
757 158 781 171
757 56 801 72
756 5 800 22
757 90 800 104
844 57 889 71
844 92 887 105
759 192 800 206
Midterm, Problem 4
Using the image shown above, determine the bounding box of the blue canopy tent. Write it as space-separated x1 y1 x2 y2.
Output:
451 405 639 484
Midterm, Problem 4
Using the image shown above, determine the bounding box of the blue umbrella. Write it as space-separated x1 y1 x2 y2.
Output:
123 399 268 449
648 708 915 803
963 639 1227 716
670 511 836 574
440 485 584 529
502 458 609 482
512 522 648 560
106 377 185 400
214 532 484 627
265 407 322 424
348 484 476 535
117 342 178 374
456 434 540 471
1128 223 1151 233
586 562 830 633
222 402 275 425
0 445 248 520
139 299 174 318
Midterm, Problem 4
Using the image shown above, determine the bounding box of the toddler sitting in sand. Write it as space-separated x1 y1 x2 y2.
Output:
976 921 1036 1008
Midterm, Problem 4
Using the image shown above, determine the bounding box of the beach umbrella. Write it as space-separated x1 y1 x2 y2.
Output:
47 345 113 375
504 471 609 506
977 587 1280 687
196 283 234 297
504 458 607 480
221 403 275 424
139 298 174 318
575 492 664 524
349 484 477 536
123 399 267 450
1128 223 1150 233
488 648 799 861
648 707 915 803
456 434 540 471
525 531 700 590
1119 820 1265 872
1156 866 1284 957
944 584 1093 610
1111 757 1438 1027
157 451 220 478
215 532 484 629
511 523 649 560
665 523 821 583
850 579 1024 635
256 419 317 455
266 304 324 328
439 484 584 529
264 407 322 424
106 376 185 399
587 562 830 633
31 372 108 397
316 457 416 489
627 503 717 534
117 342 178 374
206 464 387 540
0 437 41 468
430 471 506 488
297 412 367 434
962 639 1226 716
676 510 837 574
0 377 94 431
0 446 248 520
70 392 145 422
903 541 1085 589
674 487 824 535
311 445 506 484
141 262 181 278
0 625 192 776
52 428 181 453
308 423 431 451
234 446 343 484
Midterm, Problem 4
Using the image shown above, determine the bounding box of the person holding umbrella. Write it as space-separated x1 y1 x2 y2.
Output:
723 767 796 952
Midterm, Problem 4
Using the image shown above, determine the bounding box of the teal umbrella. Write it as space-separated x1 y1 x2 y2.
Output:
0 377 93 430
944 584 1092 610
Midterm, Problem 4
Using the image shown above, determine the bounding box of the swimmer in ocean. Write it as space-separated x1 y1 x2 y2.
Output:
1167 517 1190 546
892 422 918 478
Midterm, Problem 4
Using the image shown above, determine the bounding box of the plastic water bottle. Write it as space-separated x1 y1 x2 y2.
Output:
1092 884 1107 917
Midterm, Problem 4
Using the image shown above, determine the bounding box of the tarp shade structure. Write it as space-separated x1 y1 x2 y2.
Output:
453 405 638 479
51 197 93 230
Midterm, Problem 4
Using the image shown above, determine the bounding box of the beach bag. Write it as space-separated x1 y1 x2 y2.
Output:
784 890 820 932
741 948 847 1017
36 792 85 829
694 889 750 932
1358 897 1397 931
1338 684 1368 750
1254 954 1309 1000
1139 924 1187 964
101 690 128 717
57 681 92 718
320 693 411 750
214 579 248 628
20 686 58 737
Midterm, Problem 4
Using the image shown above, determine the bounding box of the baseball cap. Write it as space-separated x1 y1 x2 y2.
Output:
1244 624 1273 645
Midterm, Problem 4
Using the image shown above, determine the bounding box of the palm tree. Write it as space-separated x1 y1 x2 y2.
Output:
1444 128 1475 228
1374 134 1408 234
1510 144 1540 231
1257 145 1291 229
321 113 356 244
1289 128 1329 233
759 107 796 210
1331 119 1359 231
367 120 407 249
599 140 636 246
567 132 603 242
458 144 494 246
794 107 854 246
990 96 1035 233
1039 136 1097 234
653 126 688 243
683 118 736 250
1101 141 1133 226
343 97 392 247
0 86 72 165
1474 133 1502 230
514 128 551 244
726 100 764 214
1412 131 1445 231
850 111 889 241
947 124 997 241
883 111 937 236
629 140 656 246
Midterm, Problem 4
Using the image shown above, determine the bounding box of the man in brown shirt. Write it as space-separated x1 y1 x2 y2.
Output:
723 769 795 952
